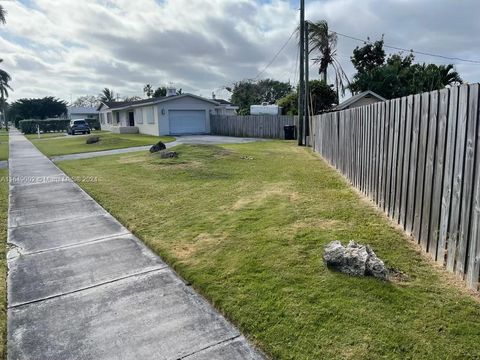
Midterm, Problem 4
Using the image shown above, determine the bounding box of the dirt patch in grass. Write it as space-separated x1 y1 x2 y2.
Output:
231 184 300 211
174 232 227 265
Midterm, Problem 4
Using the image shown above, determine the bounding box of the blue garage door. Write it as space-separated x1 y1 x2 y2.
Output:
169 110 206 134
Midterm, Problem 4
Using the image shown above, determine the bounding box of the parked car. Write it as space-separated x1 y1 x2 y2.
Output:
67 119 91 135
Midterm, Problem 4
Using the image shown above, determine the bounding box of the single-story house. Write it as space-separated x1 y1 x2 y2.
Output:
67 106 99 120
333 90 386 111
97 92 233 136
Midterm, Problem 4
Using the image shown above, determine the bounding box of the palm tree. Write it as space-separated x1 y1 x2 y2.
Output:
307 20 350 98
0 59 12 130
437 64 462 87
0 5 7 24
99 88 116 102
143 84 153 98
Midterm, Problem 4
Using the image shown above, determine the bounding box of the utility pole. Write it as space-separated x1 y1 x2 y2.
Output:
304 20 310 145
298 0 305 146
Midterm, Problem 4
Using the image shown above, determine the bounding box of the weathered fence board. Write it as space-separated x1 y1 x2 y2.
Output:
406 94 421 235
420 90 439 251
413 93 429 241
394 98 406 223
311 84 480 290
400 95 414 229
429 89 449 258
447 85 469 272
457 84 479 276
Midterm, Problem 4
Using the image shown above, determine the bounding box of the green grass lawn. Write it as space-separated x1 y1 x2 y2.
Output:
58 142 480 359
29 132 175 157
0 131 8 161
0 169 7 358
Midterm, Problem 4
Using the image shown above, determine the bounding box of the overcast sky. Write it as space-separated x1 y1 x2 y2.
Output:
1 0 480 103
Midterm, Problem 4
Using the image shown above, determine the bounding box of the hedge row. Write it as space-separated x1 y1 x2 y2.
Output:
18 118 101 134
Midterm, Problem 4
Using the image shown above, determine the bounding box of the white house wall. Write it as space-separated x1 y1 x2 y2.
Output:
135 106 159 136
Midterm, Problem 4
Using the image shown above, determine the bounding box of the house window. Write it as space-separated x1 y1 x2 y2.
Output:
144 106 154 124
135 108 143 124
115 112 120 125
107 112 112 124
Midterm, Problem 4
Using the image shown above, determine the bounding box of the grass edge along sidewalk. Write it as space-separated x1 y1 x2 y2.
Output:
57 141 480 359
0 131 8 161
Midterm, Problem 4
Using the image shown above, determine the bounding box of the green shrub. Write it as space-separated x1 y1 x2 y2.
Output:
19 119 70 134
18 118 100 134
85 118 100 130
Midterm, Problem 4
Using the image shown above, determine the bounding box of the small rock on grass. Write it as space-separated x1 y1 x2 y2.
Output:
149 141 166 153
159 151 178 159
323 240 388 280
86 136 100 144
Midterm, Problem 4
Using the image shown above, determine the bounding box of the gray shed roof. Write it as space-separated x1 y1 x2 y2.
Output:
333 90 386 111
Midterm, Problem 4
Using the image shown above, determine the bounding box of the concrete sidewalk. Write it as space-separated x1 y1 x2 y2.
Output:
7 129 265 359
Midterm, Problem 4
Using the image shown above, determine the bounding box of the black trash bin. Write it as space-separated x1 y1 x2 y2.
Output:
283 125 296 140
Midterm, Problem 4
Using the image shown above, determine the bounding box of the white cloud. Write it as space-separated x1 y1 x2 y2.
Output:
0 0 479 103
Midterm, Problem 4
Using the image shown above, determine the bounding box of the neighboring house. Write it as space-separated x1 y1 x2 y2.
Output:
333 90 386 111
67 106 99 120
212 99 238 115
97 91 220 136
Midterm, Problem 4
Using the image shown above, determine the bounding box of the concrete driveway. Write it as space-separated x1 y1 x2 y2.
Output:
174 135 268 145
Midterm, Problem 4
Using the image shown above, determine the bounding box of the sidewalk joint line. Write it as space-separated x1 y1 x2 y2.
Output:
8 231 131 257
178 335 241 359
8 266 168 309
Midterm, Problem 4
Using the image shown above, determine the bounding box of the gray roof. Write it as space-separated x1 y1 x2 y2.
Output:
97 94 219 111
68 106 99 114
333 90 386 111
211 99 236 106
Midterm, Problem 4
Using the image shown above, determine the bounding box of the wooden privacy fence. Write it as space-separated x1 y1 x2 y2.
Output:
210 115 296 139
312 84 480 290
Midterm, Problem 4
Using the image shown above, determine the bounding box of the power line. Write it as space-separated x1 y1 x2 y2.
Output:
254 28 297 80
331 30 480 65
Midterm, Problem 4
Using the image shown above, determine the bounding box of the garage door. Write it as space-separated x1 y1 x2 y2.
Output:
169 110 206 134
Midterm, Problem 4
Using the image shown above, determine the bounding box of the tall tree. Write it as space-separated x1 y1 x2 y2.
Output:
99 88 116 102
73 95 100 108
123 96 142 102
0 59 12 129
9 97 67 126
143 84 154 98
0 5 6 24
349 40 462 99
0 8 9 128
307 20 350 98
277 80 337 115
152 87 167 98
230 79 292 115
351 39 386 74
